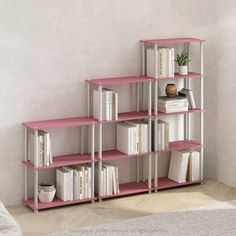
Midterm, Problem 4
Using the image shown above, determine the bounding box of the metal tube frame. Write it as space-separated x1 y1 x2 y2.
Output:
91 124 95 203
200 42 204 180
154 44 158 192
87 83 91 154
98 85 103 202
136 83 140 183
24 127 28 201
148 81 152 193
34 130 39 213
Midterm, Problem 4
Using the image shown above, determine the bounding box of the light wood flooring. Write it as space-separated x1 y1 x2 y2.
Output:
7 179 236 236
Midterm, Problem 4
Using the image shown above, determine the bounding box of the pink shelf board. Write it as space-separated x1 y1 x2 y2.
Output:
149 72 202 80
99 182 149 199
141 38 205 45
23 116 97 130
96 149 151 161
157 108 204 117
99 111 151 124
25 197 96 210
157 177 202 190
22 153 95 170
155 140 203 154
86 76 153 85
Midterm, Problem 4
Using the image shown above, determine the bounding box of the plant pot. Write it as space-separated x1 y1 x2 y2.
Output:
38 184 56 203
178 65 188 75
165 83 177 97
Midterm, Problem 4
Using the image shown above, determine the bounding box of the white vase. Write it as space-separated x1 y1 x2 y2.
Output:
178 65 188 75
38 184 56 203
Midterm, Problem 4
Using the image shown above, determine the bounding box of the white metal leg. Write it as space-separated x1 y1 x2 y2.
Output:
80 126 85 154
34 170 38 213
24 127 28 201
154 44 158 192
141 42 146 111
91 124 95 203
148 81 152 193
98 85 103 201
136 83 140 183
200 42 204 180
87 83 91 153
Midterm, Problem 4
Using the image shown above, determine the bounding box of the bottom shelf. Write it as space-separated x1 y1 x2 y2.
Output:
25 196 96 210
99 182 149 199
157 177 202 190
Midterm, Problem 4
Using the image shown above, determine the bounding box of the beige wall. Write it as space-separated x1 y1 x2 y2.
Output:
0 0 227 206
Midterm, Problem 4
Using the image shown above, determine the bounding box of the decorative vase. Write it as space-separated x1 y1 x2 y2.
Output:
178 65 188 75
165 84 177 97
38 183 56 203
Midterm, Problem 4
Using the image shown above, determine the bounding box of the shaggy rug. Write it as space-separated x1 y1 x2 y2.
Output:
48 201 236 236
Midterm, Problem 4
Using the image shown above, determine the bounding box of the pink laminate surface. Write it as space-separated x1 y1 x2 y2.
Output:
99 182 149 199
23 117 97 130
86 76 152 85
25 197 96 210
22 153 94 170
157 177 202 190
141 38 205 44
154 72 202 80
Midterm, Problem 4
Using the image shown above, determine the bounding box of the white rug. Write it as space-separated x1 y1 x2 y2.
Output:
48 201 236 236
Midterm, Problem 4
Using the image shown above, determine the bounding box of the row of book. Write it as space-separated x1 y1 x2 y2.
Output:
117 120 169 155
93 88 118 121
152 120 169 151
95 163 120 196
37 130 52 166
146 47 175 78
168 150 200 183
56 164 92 201
117 121 149 155
178 88 196 109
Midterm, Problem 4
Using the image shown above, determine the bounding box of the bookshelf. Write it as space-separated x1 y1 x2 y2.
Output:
23 37 205 212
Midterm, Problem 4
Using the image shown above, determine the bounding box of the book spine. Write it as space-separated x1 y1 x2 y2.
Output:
88 166 92 198
115 167 120 194
114 93 118 120
159 49 162 78
79 171 83 199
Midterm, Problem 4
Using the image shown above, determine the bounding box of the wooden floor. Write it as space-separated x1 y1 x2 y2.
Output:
7 179 236 236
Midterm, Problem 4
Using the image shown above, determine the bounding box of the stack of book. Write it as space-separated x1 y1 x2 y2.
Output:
168 150 200 183
56 164 92 201
95 163 120 196
117 120 148 155
146 47 175 78
158 96 188 113
93 89 118 121
37 130 52 166
178 88 196 109
155 120 169 151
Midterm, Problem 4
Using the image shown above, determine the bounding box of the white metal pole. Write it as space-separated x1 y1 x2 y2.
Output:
98 85 103 201
200 42 204 180
154 44 158 192
33 129 39 212
24 127 28 201
148 81 152 193
136 83 140 183
91 124 95 203
141 42 146 111
87 83 91 154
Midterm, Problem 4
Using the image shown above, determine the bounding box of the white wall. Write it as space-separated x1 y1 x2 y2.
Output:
0 0 219 206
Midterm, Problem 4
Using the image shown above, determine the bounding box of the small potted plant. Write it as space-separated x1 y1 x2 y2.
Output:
175 51 191 75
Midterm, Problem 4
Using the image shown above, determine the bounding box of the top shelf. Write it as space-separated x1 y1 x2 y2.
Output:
23 117 97 130
140 37 205 45
86 76 152 86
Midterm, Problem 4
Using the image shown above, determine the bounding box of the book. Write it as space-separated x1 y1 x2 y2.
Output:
93 89 118 121
56 168 70 201
178 88 196 109
187 151 200 181
158 96 188 113
146 48 159 78
168 150 190 183
62 167 74 201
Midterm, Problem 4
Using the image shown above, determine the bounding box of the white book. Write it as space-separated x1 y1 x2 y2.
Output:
168 151 190 183
63 167 74 201
102 166 106 196
72 169 79 200
117 123 131 155
87 166 92 198
146 48 159 78
159 48 167 78
56 168 68 201
115 167 120 194
108 165 113 195
38 135 44 166
158 107 188 113
168 48 175 77
76 165 85 199
114 93 118 120
188 151 200 181
112 166 117 194
84 168 88 198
